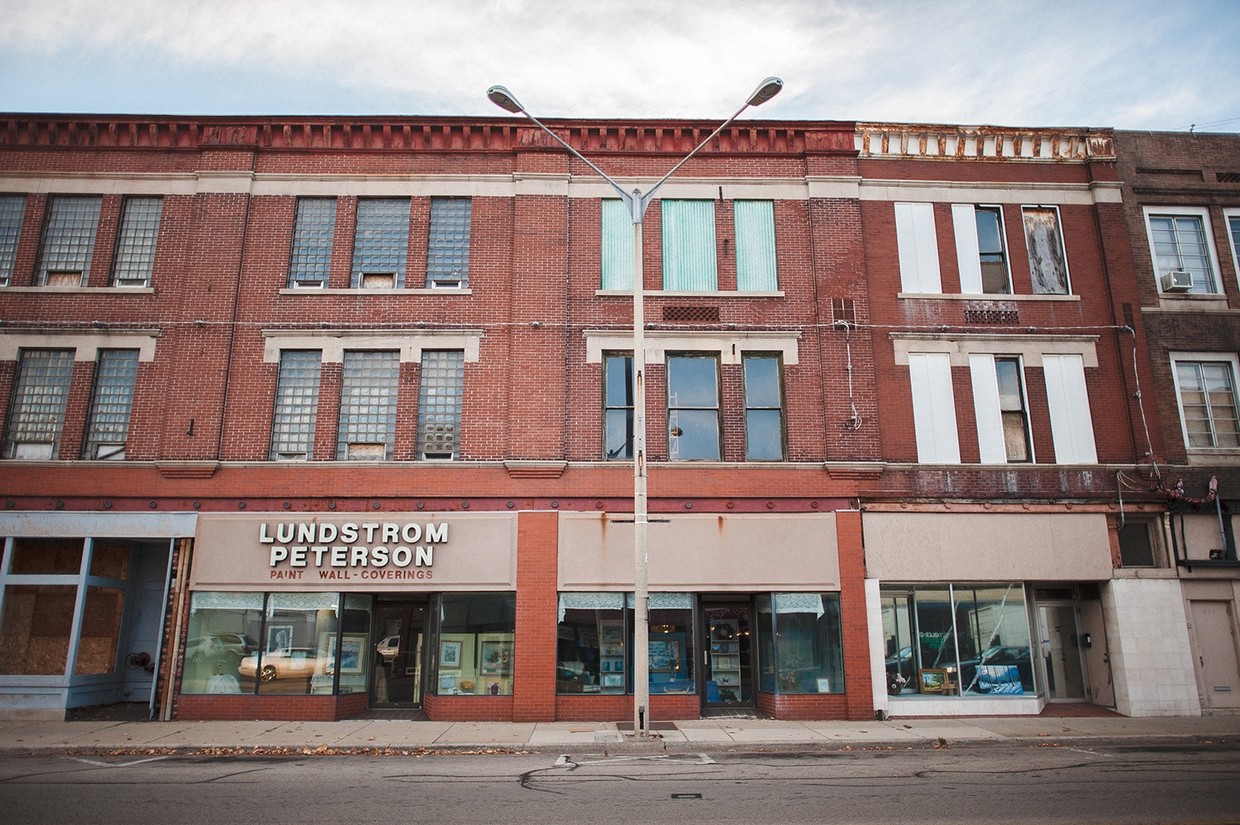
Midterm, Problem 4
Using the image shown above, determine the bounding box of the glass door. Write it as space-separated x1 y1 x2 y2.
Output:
703 602 753 709
370 599 426 707
1037 603 1086 701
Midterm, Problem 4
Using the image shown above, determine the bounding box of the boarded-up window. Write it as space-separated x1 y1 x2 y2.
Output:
600 199 632 290
1023 207 1070 294
662 200 716 291
734 201 777 291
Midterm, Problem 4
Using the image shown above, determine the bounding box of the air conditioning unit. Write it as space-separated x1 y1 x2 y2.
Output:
1160 269 1193 293
430 278 461 289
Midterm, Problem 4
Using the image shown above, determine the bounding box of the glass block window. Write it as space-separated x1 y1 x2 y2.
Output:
667 354 720 460
662 200 717 291
37 196 101 286
600 199 633 290
288 198 336 287
84 349 138 460
337 351 399 460
417 350 465 460
426 198 472 287
743 353 784 460
351 199 408 289
734 200 777 291
0 195 26 287
4 349 74 459
603 352 633 460
270 350 322 460
111 197 162 287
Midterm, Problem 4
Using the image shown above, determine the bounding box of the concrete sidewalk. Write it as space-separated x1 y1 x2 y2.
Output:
2 713 1239 756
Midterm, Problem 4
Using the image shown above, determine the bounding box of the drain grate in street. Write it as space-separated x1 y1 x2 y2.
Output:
615 721 679 731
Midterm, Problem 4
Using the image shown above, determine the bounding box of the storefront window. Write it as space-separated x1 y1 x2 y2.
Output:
556 593 625 694
0 585 76 675
755 593 843 694
183 592 263 694
89 539 130 580
881 583 1033 697
338 594 372 695
648 595 694 694
10 537 82 574
75 586 123 674
436 593 515 696
257 593 340 695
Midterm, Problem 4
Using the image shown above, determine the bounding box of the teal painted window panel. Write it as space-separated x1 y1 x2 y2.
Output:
735 201 777 291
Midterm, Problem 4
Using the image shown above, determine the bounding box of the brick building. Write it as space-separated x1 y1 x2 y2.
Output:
0 112 1228 722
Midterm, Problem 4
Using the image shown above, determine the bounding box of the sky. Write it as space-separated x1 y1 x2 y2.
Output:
0 0 1238 132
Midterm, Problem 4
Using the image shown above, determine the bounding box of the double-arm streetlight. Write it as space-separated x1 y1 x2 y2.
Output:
487 77 783 737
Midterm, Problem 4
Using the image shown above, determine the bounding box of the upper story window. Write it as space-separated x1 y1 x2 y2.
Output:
426 199 471 288
600 199 633 290
743 353 784 460
667 354 720 460
416 349 464 460
110 197 162 287
351 199 408 289
288 198 337 288
270 350 322 460
3 349 74 459
1171 355 1240 449
84 349 138 460
603 352 634 460
1145 207 1221 294
895 202 942 294
662 200 716 291
0 195 26 287
980 356 1033 463
337 350 399 459
1225 208 1240 281
954 204 1011 295
37 196 101 287
1021 207 1069 295
734 201 777 291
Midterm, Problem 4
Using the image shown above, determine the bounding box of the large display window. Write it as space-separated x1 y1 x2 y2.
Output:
755 593 844 694
881 583 1034 697
435 593 516 696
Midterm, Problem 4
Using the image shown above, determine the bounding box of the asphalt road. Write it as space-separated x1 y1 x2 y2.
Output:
1 740 1237 824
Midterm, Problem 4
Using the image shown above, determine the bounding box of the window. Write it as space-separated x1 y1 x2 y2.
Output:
953 204 1010 294
288 198 336 288
662 200 716 290
37 196 101 286
426 198 471 287
111 197 162 287
337 350 398 460
436 593 515 696
755 594 843 694
1041 353 1097 464
895 202 942 294
0 195 26 287
3 349 74 459
600 199 633 290
743 353 784 460
971 355 1032 463
270 350 321 460
1172 356 1240 449
1118 519 1160 567
908 352 961 463
667 354 720 460
1022 206 1069 294
734 200 777 291
1226 210 1240 282
1146 208 1219 294
417 349 464 460
603 352 633 460
351 199 408 289
83 349 138 460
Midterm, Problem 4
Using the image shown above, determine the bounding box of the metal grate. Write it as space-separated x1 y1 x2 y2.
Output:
418 350 464 460
351 199 408 288
270 350 322 460
0 195 26 287
288 198 336 287
964 307 1020 325
84 349 138 460
37 196 101 286
426 198 471 286
111 197 162 286
5 349 74 458
1217 172 1240 183
832 297 856 325
337 351 399 460
663 306 719 323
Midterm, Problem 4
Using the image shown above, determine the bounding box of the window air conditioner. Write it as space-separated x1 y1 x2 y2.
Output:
1160 269 1193 292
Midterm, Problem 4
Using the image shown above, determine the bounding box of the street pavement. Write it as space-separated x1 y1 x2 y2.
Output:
2 712 1239 756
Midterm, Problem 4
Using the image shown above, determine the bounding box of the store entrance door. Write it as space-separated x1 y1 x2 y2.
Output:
1037 603 1086 701
702 601 754 712
370 599 427 708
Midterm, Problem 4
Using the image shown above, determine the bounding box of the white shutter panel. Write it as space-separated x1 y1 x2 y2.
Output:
953 204 983 294
895 202 941 293
970 353 1007 463
1043 354 1098 464
909 353 960 463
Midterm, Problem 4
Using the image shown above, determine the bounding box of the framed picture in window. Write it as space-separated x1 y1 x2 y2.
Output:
479 638 513 675
440 640 461 670
267 625 293 653
919 668 948 693
339 634 366 674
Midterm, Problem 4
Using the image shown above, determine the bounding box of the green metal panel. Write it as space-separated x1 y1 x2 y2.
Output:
600 199 632 290
734 200 777 291
662 200 716 291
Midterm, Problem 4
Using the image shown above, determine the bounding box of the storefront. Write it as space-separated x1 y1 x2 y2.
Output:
0 511 193 718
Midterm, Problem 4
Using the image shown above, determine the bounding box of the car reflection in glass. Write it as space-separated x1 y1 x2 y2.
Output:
239 648 332 683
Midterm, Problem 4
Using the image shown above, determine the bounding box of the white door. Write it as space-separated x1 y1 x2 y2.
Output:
1038 604 1086 701
1188 600 1240 710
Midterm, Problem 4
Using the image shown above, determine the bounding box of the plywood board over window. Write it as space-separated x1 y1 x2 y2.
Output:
1022 206 1070 294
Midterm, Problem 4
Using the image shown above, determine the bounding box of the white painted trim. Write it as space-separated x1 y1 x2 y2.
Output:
261 329 484 363
891 334 1099 368
583 329 800 365
0 330 159 361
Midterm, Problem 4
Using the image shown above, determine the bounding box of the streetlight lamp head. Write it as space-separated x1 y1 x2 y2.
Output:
746 76 784 108
486 85 525 114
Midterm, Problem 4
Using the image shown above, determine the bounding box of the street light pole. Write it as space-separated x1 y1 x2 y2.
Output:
487 78 783 737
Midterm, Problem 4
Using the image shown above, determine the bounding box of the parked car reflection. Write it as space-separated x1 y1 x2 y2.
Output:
959 646 1034 692
186 633 257 663
239 648 331 683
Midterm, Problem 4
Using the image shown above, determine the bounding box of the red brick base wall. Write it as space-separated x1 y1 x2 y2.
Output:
176 691 368 721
